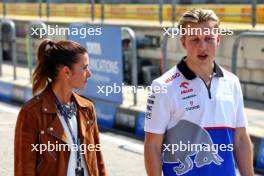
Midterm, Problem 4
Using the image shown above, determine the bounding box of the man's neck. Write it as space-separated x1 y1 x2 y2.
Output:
52 82 73 104
186 58 214 83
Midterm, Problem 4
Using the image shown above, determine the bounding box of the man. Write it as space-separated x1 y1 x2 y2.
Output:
144 9 254 176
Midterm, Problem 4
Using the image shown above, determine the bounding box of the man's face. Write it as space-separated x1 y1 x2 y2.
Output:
180 21 220 66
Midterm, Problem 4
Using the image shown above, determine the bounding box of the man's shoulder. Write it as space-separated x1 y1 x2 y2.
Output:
220 66 240 82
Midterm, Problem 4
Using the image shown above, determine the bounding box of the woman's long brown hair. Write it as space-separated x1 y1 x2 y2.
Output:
32 39 87 95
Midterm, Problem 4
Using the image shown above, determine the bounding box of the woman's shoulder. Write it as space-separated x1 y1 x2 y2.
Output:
19 94 43 114
72 92 94 108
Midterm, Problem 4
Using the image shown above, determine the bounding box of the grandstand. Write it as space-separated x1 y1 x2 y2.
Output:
1 0 264 24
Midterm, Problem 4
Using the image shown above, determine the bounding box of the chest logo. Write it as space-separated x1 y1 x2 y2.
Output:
163 120 224 175
180 82 193 94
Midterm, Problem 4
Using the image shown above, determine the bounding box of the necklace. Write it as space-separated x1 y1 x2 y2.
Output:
60 101 77 119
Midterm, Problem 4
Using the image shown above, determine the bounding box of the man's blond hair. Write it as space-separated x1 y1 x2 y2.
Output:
178 9 220 28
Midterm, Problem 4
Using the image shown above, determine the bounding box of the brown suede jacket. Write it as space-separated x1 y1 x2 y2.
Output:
14 85 106 176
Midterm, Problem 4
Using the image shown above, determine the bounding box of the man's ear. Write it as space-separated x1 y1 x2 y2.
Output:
216 34 221 47
180 36 187 50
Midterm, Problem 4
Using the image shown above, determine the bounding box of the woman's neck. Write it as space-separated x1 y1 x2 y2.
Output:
52 82 73 104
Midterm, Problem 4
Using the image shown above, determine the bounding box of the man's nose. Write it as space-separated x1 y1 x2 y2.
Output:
198 40 207 49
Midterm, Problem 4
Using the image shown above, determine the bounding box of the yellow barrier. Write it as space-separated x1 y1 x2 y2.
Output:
1 3 264 23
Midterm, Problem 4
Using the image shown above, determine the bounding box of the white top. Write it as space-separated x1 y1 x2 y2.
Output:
144 58 248 176
57 112 89 176
144 60 247 133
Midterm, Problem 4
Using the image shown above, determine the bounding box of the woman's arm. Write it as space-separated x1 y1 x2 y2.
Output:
14 108 38 176
92 106 107 175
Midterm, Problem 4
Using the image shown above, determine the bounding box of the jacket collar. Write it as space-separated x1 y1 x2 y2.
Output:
41 84 89 114
40 85 93 144
177 56 224 80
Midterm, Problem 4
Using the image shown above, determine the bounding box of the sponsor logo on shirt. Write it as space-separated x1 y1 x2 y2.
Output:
180 82 189 89
180 82 193 94
145 95 156 119
163 120 224 175
182 94 197 100
185 100 200 111
145 112 152 119
165 72 180 83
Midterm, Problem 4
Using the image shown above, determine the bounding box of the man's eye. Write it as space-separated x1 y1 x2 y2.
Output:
191 38 199 42
205 37 214 41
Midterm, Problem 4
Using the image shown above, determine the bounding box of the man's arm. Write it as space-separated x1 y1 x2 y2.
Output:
234 127 254 176
144 132 164 176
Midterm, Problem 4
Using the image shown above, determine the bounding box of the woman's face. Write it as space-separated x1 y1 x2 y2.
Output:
68 53 91 90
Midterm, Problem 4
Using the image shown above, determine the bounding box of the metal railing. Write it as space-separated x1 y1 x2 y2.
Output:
231 31 264 103
122 27 138 106
0 18 17 80
231 31 264 76
27 21 47 83
1 1 258 27
161 27 174 74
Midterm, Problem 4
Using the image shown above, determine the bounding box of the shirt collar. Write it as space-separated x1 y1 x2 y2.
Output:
177 56 224 80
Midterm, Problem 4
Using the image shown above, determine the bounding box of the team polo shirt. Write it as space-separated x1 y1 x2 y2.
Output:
144 57 248 176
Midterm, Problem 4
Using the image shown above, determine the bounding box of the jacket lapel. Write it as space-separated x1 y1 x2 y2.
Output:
73 92 95 142
41 85 68 144
46 115 68 144
40 86 94 144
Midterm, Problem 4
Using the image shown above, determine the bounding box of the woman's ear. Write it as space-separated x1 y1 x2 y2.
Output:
61 66 71 79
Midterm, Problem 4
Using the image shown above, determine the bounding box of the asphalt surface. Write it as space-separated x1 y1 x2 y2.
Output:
0 101 262 176
0 101 146 176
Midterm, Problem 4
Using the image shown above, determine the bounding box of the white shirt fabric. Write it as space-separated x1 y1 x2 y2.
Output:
144 58 248 176
144 60 248 133
57 112 89 176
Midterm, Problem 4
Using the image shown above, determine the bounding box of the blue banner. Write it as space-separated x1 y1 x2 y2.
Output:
135 112 145 138
94 100 117 128
256 139 264 170
0 81 13 102
68 24 123 104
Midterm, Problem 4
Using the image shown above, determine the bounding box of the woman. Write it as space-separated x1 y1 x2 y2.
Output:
14 39 106 176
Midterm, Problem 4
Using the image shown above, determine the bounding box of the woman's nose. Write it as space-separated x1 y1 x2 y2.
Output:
86 68 92 78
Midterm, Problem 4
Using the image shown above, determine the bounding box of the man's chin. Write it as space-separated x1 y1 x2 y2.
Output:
196 56 213 63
